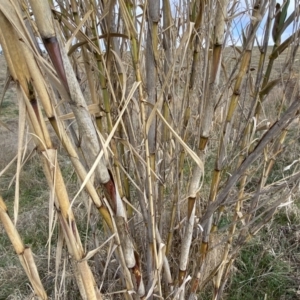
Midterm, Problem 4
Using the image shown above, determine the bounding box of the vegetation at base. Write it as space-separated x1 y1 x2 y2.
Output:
226 205 300 300
229 243 296 300
1 0 300 299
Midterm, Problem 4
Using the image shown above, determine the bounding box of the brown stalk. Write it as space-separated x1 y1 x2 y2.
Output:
30 1 145 297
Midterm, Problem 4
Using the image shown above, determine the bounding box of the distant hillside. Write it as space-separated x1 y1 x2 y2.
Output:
223 45 300 79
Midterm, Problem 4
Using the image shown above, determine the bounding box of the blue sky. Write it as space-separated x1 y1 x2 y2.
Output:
0 1 297 52
151 0 297 47
227 0 297 46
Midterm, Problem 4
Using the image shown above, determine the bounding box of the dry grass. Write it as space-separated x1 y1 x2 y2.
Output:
1 44 300 298
1 1 300 298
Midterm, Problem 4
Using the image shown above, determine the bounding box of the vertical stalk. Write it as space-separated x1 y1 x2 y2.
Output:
160 0 173 233
29 1 145 297
199 0 264 266
212 124 250 299
212 1 275 294
0 5 102 298
90 4 113 132
188 0 228 296
0 196 48 300
70 0 98 105
166 106 190 256
146 1 160 295
120 1 159 296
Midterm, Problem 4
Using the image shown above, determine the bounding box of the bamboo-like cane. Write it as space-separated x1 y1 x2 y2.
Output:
158 0 174 238
29 1 146 298
255 0 290 117
0 4 103 298
120 1 159 297
215 13 297 295
89 0 126 209
196 0 265 277
0 1 144 298
211 129 250 300
187 0 229 296
3 1 300 299
102 3 134 222
145 1 160 296
212 1 276 297
0 196 48 300
70 0 98 105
